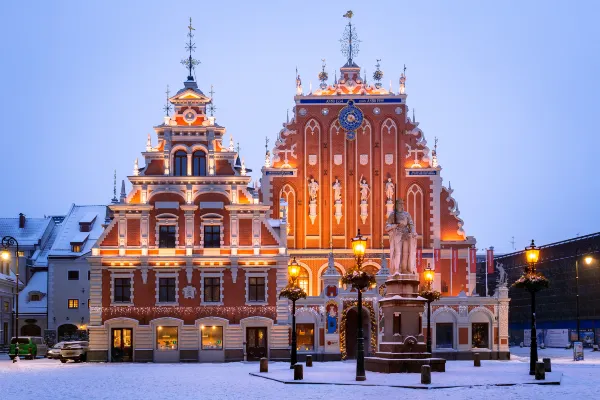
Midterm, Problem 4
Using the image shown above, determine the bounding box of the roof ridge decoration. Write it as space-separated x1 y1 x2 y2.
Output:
340 11 359 66
181 17 200 82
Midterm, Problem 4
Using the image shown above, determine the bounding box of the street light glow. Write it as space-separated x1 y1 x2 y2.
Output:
584 256 593 265
1 250 9 261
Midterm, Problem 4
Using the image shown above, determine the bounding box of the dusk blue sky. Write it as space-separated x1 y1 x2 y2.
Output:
1 1 598 254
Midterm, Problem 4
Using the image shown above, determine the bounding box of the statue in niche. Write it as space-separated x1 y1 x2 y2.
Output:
359 175 370 202
496 262 507 287
308 178 319 201
332 179 342 203
385 199 418 275
385 178 395 201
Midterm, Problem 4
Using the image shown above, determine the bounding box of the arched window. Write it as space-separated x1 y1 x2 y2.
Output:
192 151 207 176
173 150 187 176
406 184 424 235
297 267 309 294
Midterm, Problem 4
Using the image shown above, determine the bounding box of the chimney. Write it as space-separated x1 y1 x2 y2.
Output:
19 213 26 229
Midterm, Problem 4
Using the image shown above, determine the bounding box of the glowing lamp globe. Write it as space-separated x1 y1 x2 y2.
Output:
525 239 540 264
424 266 434 283
288 257 300 280
584 256 593 265
351 230 367 258
1 250 9 261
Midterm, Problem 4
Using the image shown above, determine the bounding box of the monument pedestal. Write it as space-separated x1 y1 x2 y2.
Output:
365 274 446 373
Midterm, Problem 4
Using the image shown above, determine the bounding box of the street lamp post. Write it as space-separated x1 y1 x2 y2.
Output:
575 253 594 344
351 230 367 382
288 257 301 369
2 236 20 362
525 240 540 376
423 266 434 354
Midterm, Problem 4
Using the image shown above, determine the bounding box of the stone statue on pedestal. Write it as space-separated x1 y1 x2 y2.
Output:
385 199 417 276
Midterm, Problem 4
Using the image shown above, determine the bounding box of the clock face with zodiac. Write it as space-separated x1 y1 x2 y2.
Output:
338 100 364 140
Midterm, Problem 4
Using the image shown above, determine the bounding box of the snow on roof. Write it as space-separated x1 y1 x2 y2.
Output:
18 271 47 314
70 232 90 244
49 205 107 257
79 213 97 224
0 217 52 247
32 221 63 267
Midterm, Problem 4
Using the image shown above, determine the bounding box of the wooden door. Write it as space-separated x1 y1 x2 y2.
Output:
246 327 267 360
111 328 133 362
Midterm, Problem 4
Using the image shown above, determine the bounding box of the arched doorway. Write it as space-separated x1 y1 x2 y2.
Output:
21 324 41 336
58 324 79 341
345 308 370 359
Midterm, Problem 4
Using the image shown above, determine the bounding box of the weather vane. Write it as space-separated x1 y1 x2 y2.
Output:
163 85 172 116
181 17 200 81
265 136 270 154
340 10 360 64
319 58 328 89
208 84 216 116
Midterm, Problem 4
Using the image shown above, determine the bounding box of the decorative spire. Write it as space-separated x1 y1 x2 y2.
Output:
120 179 126 203
229 135 235 152
208 84 216 117
373 59 383 89
363 69 367 85
431 137 439 168
286 109 289 124
133 158 139 176
236 142 241 154
309 81 312 94
399 64 407 95
412 108 416 124
340 10 360 65
111 170 118 204
163 85 172 116
334 70 337 85
146 134 152 152
318 59 328 89
181 17 200 81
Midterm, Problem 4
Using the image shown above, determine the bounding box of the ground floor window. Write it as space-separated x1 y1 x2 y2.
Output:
156 326 178 351
472 323 489 348
296 323 314 351
201 326 223 350
436 323 454 349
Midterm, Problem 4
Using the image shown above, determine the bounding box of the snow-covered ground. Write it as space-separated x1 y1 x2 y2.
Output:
0 347 599 400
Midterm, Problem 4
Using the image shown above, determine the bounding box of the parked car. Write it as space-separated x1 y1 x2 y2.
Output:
47 342 66 359
9 337 48 360
60 341 89 363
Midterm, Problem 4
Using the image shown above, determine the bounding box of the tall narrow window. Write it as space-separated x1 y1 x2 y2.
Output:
248 277 266 302
159 278 176 303
192 151 207 176
159 225 176 248
297 268 309 295
173 150 187 176
203 225 221 248
114 278 131 303
204 277 220 302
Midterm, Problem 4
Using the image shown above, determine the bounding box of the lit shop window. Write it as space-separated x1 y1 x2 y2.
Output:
156 326 178 350
201 326 223 350
68 299 79 309
296 323 314 351
472 323 489 348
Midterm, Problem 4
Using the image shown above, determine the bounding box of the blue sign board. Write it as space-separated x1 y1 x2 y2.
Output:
408 170 437 176
265 170 295 176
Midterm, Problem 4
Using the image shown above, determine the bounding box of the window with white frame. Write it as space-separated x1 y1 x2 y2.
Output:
200 214 224 248
201 270 224 304
155 272 179 305
245 270 268 304
155 214 179 249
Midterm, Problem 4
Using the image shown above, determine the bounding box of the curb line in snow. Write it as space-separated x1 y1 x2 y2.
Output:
248 372 562 390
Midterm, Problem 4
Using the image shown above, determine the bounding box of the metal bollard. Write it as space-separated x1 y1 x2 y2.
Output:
421 365 431 384
259 357 268 373
543 358 551 372
473 353 481 367
294 363 304 380
306 355 313 367
535 361 545 380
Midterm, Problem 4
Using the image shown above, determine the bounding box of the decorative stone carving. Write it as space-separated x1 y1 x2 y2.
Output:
333 178 342 224
385 178 395 217
308 178 319 224
359 176 370 224
385 199 417 276
334 154 343 165
384 154 393 165
360 154 368 165
182 285 197 299
308 154 317 165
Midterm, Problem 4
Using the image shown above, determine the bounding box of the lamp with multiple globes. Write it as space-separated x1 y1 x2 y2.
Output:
423 265 434 353
288 257 300 369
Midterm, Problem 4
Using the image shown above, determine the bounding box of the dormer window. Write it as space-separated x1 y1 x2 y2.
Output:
70 232 89 253
79 213 97 232
30 294 40 301
173 150 187 176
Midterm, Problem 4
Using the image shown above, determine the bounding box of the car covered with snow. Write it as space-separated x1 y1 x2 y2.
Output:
60 341 89 363
47 341 66 359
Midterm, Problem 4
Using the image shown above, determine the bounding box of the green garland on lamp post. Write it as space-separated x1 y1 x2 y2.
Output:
279 257 307 369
